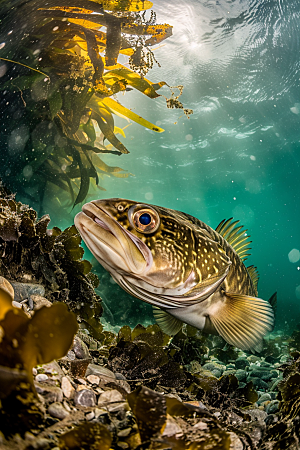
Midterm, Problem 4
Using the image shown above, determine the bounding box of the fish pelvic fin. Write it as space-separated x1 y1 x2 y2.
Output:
152 306 183 336
208 292 274 353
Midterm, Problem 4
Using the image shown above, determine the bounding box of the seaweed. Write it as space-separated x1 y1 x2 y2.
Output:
261 352 300 449
0 0 192 212
0 280 78 436
0 184 103 338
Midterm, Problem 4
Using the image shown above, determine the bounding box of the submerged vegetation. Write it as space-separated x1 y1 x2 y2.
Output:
1 188 300 448
0 0 191 212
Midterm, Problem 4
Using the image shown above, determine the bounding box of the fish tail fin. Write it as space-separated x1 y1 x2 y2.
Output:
152 306 183 336
208 292 274 353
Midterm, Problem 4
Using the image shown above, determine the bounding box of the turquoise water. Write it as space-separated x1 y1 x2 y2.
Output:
2 0 300 331
91 1 300 331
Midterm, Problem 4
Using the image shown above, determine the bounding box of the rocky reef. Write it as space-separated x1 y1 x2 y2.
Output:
1 189 300 450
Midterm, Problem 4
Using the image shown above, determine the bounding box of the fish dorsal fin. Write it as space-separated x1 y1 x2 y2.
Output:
247 265 259 292
208 292 274 353
152 306 183 336
215 218 252 261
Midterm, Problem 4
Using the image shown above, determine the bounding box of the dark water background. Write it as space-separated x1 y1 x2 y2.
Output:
5 0 300 331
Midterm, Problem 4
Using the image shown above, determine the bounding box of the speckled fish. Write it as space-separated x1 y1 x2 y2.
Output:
74 199 274 352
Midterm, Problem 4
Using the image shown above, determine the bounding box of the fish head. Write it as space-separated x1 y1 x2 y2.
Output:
74 198 231 305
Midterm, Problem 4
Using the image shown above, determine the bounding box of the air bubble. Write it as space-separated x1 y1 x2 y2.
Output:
288 249 300 263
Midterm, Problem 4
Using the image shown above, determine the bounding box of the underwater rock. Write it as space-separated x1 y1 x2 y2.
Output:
34 383 63 403
247 376 269 390
86 363 116 385
48 402 70 420
265 400 280 414
71 336 90 360
0 190 103 339
235 369 247 381
235 357 250 370
74 389 96 408
98 389 126 412
61 377 75 399
10 282 45 302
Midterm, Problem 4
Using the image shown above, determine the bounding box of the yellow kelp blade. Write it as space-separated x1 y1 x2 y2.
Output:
114 126 126 138
92 155 132 178
68 18 105 29
104 67 166 98
0 277 14 321
38 7 94 14
93 0 153 11
102 97 164 132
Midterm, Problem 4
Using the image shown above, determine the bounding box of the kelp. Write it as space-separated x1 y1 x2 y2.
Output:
261 352 300 450
0 279 78 436
0 184 103 338
0 0 191 211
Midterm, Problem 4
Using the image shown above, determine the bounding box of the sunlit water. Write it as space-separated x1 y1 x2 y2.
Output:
4 0 300 330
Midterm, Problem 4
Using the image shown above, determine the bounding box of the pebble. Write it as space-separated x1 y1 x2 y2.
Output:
250 369 273 381
35 373 48 382
202 363 225 373
247 355 261 363
235 369 247 381
229 432 243 450
63 400 71 412
34 383 63 403
118 428 132 437
72 336 90 359
61 376 75 399
87 374 100 385
247 377 269 391
74 389 96 407
86 363 116 387
265 400 280 415
115 372 127 380
162 416 183 437
12 301 22 309
98 389 125 412
85 411 95 421
10 282 45 302
265 414 279 425
235 358 250 370
41 361 64 380
257 393 271 405
77 384 90 392
67 350 76 360
211 369 222 378
30 295 52 310
48 402 69 420
94 407 108 418
227 364 235 369
247 408 268 422
222 369 236 376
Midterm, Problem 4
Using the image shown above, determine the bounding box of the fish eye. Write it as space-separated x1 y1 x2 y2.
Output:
117 204 125 212
128 205 160 234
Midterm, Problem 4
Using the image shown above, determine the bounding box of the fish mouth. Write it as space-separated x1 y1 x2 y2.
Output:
74 201 152 275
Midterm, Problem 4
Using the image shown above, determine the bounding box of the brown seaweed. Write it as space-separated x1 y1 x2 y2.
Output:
0 0 191 210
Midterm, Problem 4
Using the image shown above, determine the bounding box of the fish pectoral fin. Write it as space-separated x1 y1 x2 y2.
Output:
208 292 274 353
152 306 183 336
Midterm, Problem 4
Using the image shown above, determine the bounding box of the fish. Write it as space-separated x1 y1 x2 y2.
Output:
74 198 275 352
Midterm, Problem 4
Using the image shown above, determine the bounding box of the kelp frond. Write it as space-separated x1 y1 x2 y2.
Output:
0 0 191 209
